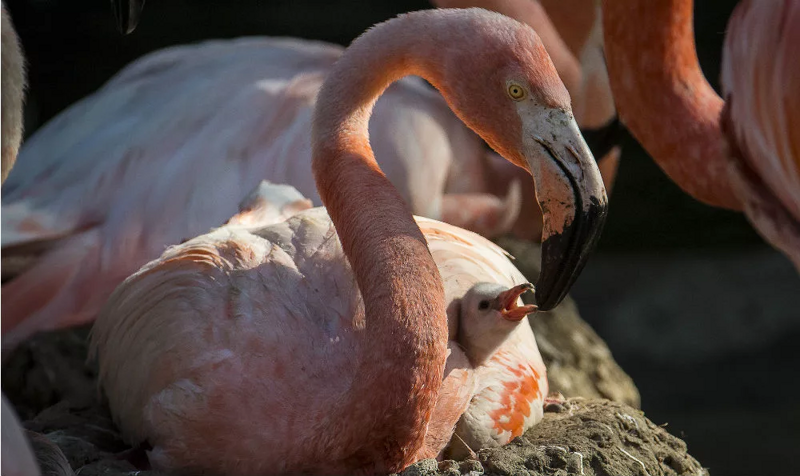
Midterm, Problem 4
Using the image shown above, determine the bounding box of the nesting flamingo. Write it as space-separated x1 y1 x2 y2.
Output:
198 180 546 461
90 9 607 474
603 0 800 268
446 282 544 458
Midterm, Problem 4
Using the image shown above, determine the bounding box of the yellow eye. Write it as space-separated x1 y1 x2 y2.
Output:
507 83 526 100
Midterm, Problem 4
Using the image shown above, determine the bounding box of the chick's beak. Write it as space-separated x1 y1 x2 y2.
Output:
494 283 537 321
523 109 608 311
111 0 145 34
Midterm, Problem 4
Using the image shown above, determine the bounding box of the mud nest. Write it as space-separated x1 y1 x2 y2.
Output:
399 399 707 476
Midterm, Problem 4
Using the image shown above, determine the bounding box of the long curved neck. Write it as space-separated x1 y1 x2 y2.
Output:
311 14 450 471
602 0 742 210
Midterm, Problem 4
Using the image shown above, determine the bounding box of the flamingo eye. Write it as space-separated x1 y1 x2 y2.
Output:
478 300 490 310
507 83 526 101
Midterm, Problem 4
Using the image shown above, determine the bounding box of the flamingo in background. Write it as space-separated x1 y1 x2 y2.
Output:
1 0 614 348
90 8 607 474
602 0 800 268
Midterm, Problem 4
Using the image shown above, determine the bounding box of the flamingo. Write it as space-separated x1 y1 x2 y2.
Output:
1 1 618 347
445 282 543 458
602 0 800 268
90 8 607 475
218 181 545 461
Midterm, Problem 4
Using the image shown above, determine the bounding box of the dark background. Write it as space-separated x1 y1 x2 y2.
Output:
5 1 799 474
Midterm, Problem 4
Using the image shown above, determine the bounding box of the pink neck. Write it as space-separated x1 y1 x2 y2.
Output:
311 14 453 471
602 0 742 210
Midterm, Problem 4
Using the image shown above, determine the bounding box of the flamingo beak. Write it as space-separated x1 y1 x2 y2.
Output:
494 283 537 321
111 0 145 34
522 109 608 311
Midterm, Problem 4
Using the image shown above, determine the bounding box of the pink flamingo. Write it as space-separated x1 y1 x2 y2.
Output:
602 0 800 268
90 8 607 475
1 1 614 346
220 181 546 461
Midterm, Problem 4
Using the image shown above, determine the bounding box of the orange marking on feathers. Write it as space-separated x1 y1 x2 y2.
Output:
489 364 542 438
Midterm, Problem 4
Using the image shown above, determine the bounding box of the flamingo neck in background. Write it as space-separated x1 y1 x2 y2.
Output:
602 0 743 211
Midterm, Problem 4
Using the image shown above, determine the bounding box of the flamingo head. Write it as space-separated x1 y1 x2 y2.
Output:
437 9 608 311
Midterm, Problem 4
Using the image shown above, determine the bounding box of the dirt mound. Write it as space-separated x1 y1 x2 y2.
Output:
399 399 707 476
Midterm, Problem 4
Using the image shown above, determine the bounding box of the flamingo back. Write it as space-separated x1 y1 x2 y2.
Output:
90 197 545 472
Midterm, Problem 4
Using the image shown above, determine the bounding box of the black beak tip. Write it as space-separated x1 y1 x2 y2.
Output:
111 0 144 35
535 198 608 312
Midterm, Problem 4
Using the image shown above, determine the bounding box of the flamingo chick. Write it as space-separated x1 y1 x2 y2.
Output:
90 8 607 475
447 282 544 458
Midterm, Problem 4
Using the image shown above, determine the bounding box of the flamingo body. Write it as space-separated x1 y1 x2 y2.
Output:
91 205 541 474
89 6 610 472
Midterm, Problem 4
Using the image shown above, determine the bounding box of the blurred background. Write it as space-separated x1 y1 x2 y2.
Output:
4 0 799 474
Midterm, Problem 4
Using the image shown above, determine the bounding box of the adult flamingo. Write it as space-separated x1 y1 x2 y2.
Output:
0 1 613 348
90 8 607 475
602 0 800 268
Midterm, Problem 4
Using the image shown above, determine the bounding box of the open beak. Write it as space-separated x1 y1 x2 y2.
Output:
111 0 145 34
494 283 538 321
523 109 608 311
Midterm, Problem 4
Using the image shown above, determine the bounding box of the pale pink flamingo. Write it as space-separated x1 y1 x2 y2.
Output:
90 8 607 474
602 0 800 268
1 1 615 346
445 282 544 458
